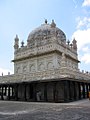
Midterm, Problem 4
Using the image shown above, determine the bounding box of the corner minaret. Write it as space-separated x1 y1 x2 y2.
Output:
72 38 77 51
14 35 19 51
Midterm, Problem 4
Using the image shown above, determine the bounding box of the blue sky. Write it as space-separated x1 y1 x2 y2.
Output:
0 0 90 75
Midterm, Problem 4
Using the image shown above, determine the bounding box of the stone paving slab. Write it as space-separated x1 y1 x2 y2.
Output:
0 99 90 120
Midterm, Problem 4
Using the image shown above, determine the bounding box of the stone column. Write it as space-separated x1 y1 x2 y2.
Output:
76 82 79 100
23 84 26 101
68 81 72 101
44 83 47 102
28 84 31 100
53 82 57 102
26 84 30 101
82 83 85 98
71 81 74 101
29 84 34 100
29 84 31 99
12 86 14 98
33 83 37 101
8 86 10 100
15 84 18 101
4 86 7 96
86 83 89 98
1 86 3 100
73 82 77 100
64 81 69 102
78 82 81 99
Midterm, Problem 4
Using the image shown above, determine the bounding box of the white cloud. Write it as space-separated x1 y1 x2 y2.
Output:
81 53 90 64
72 0 77 8
73 0 90 68
72 28 90 50
72 25 90 65
80 46 90 64
82 0 90 7
82 46 90 52
0 68 13 76
76 17 90 29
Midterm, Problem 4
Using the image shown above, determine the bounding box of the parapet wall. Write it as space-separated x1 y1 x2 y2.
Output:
0 67 90 84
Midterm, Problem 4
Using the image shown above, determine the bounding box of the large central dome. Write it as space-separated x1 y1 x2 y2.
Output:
27 20 66 42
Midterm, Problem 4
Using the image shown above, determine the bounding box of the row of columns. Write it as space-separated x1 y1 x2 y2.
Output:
0 81 90 102
0 84 29 101
31 81 90 102
0 85 14 100
64 81 90 102
13 83 34 101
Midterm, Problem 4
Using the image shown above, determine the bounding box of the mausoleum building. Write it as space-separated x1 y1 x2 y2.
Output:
0 20 90 102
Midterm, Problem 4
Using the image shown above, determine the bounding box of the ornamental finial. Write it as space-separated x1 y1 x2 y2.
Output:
51 19 56 27
21 41 24 47
45 19 47 24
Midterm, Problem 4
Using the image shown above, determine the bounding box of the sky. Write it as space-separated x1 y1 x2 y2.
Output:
0 0 90 75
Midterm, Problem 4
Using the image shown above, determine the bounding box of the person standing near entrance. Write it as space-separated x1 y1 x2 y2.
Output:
36 91 41 101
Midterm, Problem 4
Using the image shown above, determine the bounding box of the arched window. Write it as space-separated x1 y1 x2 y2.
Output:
39 64 44 71
30 64 35 72
47 62 53 69
23 66 27 73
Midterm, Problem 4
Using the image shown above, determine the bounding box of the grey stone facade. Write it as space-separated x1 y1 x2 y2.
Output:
0 20 90 102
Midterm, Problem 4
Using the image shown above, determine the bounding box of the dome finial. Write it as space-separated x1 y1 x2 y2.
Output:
21 41 24 47
51 19 56 27
45 19 47 24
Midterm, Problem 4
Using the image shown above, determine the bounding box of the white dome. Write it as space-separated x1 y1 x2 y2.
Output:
27 20 66 42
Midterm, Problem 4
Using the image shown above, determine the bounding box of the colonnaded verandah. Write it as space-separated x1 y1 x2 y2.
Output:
0 20 90 102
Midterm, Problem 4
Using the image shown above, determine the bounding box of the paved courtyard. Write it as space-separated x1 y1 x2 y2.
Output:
0 99 90 120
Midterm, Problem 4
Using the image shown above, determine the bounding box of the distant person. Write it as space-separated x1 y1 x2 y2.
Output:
36 91 41 101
